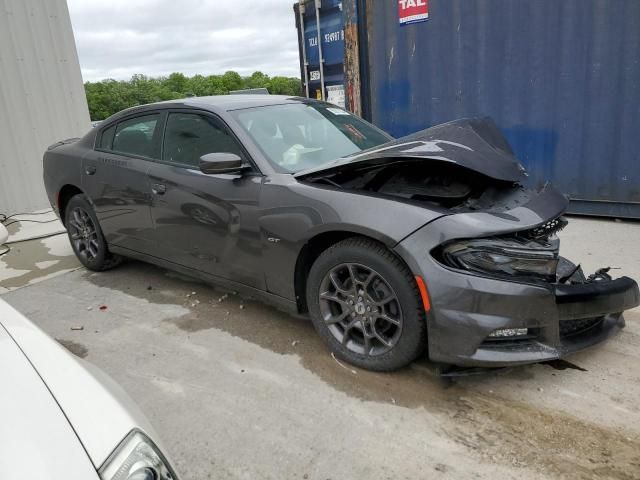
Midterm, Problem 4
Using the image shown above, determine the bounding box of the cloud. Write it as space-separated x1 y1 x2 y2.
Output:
67 0 302 82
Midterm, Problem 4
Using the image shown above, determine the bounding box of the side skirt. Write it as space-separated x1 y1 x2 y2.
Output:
109 245 303 318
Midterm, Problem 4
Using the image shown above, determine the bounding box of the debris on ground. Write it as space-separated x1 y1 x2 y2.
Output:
291 340 299 347
218 293 229 303
71 325 84 331
331 352 357 374
147 285 153 290
239 304 245 309
99 305 107 311
434 464 447 473
87 306 93 311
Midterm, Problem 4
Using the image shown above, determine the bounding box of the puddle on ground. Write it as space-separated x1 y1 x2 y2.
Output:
86 261 640 479
0 235 79 289
5 221 22 236
56 338 89 358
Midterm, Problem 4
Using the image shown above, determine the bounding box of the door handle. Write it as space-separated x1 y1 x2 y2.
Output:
85 165 97 176
151 183 166 195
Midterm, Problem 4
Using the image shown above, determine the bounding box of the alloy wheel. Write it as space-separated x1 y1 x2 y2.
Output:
318 263 403 356
68 207 100 262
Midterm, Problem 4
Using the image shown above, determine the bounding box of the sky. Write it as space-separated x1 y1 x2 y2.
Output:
67 0 301 82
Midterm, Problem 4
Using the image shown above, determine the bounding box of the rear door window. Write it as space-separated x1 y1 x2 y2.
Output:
112 114 161 159
162 112 244 168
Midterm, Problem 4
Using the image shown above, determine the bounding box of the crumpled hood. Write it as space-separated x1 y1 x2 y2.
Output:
295 117 527 182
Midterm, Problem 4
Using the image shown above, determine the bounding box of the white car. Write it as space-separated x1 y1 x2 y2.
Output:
0 300 179 480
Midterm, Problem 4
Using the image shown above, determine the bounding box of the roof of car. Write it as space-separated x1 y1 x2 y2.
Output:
104 94 312 124
181 94 308 111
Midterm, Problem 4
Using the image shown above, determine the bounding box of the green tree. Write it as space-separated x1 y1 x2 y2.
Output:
206 75 226 95
84 71 303 120
221 71 243 92
269 76 302 96
246 71 270 89
187 74 210 96
163 72 188 95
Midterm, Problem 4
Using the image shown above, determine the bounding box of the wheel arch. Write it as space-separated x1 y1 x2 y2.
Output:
57 184 85 226
293 228 411 314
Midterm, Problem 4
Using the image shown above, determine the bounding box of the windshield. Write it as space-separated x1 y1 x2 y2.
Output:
231 102 391 173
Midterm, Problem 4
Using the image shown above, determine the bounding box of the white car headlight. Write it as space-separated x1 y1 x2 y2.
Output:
99 430 178 480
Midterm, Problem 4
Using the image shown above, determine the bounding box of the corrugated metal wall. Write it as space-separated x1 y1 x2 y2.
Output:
361 0 640 218
0 0 90 214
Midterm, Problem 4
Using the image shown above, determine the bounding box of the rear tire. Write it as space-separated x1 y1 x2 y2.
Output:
65 194 122 272
306 237 427 371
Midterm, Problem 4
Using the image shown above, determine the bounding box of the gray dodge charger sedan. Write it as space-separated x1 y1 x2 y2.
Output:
43 95 639 371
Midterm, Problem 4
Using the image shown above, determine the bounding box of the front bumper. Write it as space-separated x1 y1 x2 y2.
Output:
451 278 638 367
395 190 640 367
408 262 638 367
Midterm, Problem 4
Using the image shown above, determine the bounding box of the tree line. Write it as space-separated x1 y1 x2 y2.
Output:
85 71 302 120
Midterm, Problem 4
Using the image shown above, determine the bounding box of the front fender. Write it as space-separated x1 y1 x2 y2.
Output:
258 178 445 300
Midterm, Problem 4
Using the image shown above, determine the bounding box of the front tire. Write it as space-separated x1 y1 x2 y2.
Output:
306 237 427 371
65 194 122 271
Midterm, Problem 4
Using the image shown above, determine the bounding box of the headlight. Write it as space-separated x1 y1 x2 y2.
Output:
100 430 178 480
442 237 559 281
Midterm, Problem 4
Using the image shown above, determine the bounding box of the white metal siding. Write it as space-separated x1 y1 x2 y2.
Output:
0 0 90 214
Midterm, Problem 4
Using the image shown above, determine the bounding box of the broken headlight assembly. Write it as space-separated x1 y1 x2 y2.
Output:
99 430 178 480
441 237 560 282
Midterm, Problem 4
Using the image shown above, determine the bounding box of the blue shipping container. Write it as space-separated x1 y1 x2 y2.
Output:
294 0 640 218
294 0 346 107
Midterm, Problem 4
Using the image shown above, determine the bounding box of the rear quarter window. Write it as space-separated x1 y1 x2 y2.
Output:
98 125 116 150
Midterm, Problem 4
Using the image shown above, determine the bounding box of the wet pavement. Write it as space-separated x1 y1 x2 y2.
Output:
0 211 78 293
2 216 640 479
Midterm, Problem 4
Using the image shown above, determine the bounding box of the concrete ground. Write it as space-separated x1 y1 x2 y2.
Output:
1 215 639 480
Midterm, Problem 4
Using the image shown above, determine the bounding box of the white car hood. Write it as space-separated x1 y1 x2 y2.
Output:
0 323 99 479
0 300 157 470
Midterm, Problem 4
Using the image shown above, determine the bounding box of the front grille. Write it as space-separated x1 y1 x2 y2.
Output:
530 216 568 239
560 317 603 337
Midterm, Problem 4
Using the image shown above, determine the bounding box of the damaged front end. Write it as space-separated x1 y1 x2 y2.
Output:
435 212 638 351
397 199 640 366
298 117 640 367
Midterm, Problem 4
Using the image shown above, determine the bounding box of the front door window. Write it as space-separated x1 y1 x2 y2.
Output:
163 113 244 167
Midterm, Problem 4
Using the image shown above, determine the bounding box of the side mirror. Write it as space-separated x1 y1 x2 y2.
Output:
199 153 245 174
